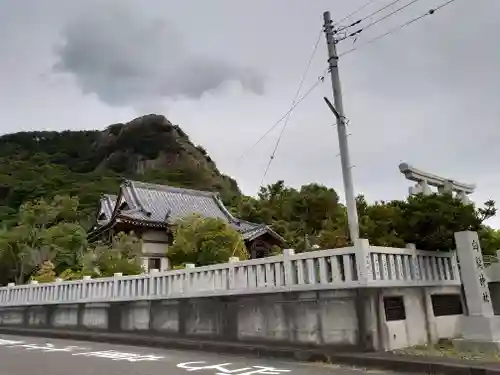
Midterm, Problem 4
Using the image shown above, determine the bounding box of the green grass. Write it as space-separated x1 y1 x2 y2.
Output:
393 339 500 362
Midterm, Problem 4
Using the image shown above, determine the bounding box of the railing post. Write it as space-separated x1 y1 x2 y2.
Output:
6 283 15 305
113 273 122 299
283 249 295 286
54 278 62 301
29 280 38 304
228 257 240 290
355 239 373 285
82 275 91 301
184 264 195 295
406 243 420 281
149 269 158 297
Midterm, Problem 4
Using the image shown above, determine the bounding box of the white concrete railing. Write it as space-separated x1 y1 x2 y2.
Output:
0 240 460 306
367 245 460 286
485 250 500 282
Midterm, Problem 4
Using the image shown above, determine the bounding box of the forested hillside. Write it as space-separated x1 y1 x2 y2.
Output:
0 113 499 258
0 114 239 228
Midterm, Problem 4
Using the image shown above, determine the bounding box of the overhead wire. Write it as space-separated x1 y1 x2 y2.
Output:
344 0 407 28
238 0 460 184
342 0 423 41
260 30 323 184
236 0 389 168
334 0 407 43
236 72 326 164
334 0 380 26
237 0 396 170
339 0 461 57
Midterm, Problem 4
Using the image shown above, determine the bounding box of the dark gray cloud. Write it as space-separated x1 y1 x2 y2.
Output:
53 2 264 106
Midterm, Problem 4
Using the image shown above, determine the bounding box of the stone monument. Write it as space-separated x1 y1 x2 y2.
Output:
399 163 475 204
454 231 500 352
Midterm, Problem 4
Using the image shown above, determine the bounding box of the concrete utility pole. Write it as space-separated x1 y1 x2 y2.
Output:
323 11 360 242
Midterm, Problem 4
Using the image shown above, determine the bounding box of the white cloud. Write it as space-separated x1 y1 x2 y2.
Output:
0 0 498 227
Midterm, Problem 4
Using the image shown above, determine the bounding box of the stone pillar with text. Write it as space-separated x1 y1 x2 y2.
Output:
454 231 500 351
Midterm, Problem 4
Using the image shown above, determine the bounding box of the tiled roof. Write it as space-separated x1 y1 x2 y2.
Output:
105 180 284 243
97 194 117 226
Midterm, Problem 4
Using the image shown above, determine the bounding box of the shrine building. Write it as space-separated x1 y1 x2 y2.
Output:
88 180 286 271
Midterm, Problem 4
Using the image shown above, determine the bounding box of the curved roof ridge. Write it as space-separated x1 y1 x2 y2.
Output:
122 180 151 217
211 195 269 232
99 194 117 214
124 179 217 198
212 194 238 222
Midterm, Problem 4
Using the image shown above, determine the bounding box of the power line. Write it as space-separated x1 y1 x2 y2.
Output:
260 31 323 184
335 0 405 37
334 0 379 26
236 73 326 164
342 0 423 40
339 0 460 57
355 0 406 24
236 1 413 169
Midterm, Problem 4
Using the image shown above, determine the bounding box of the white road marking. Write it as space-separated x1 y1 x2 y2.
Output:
0 338 24 346
177 361 291 374
72 350 164 362
17 343 86 352
0 336 163 362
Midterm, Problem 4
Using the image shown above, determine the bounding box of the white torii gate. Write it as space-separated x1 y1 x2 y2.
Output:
399 162 475 204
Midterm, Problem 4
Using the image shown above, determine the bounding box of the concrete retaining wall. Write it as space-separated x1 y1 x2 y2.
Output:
0 290 363 350
0 286 464 352
378 286 463 350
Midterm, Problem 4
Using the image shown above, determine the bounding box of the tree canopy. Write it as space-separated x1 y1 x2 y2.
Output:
0 195 87 284
234 181 500 255
78 231 144 278
0 195 144 285
167 214 249 266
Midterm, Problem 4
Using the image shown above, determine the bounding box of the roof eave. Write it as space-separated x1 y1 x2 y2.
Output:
243 226 287 245
115 214 167 228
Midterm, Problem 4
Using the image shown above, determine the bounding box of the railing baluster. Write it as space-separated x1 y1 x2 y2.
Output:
296 260 305 285
330 255 341 283
343 255 353 282
0 244 462 307
318 257 328 284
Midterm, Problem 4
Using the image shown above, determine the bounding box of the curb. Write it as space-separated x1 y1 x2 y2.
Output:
327 353 500 375
0 327 499 375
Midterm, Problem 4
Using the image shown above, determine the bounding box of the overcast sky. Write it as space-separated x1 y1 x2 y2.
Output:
1 0 499 226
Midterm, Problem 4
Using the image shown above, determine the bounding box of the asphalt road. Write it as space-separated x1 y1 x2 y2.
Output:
0 334 407 375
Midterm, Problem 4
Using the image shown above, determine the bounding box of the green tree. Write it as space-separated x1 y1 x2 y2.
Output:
317 218 350 249
0 195 87 284
82 232 144 277
395 193 494 251
167 214 248 266
32 261 56 283
357 193 497 252
357 195 406 248
0 225 53 285
48 222 88 274
479 226 500 258
235 181 345 251
235 182 499 255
